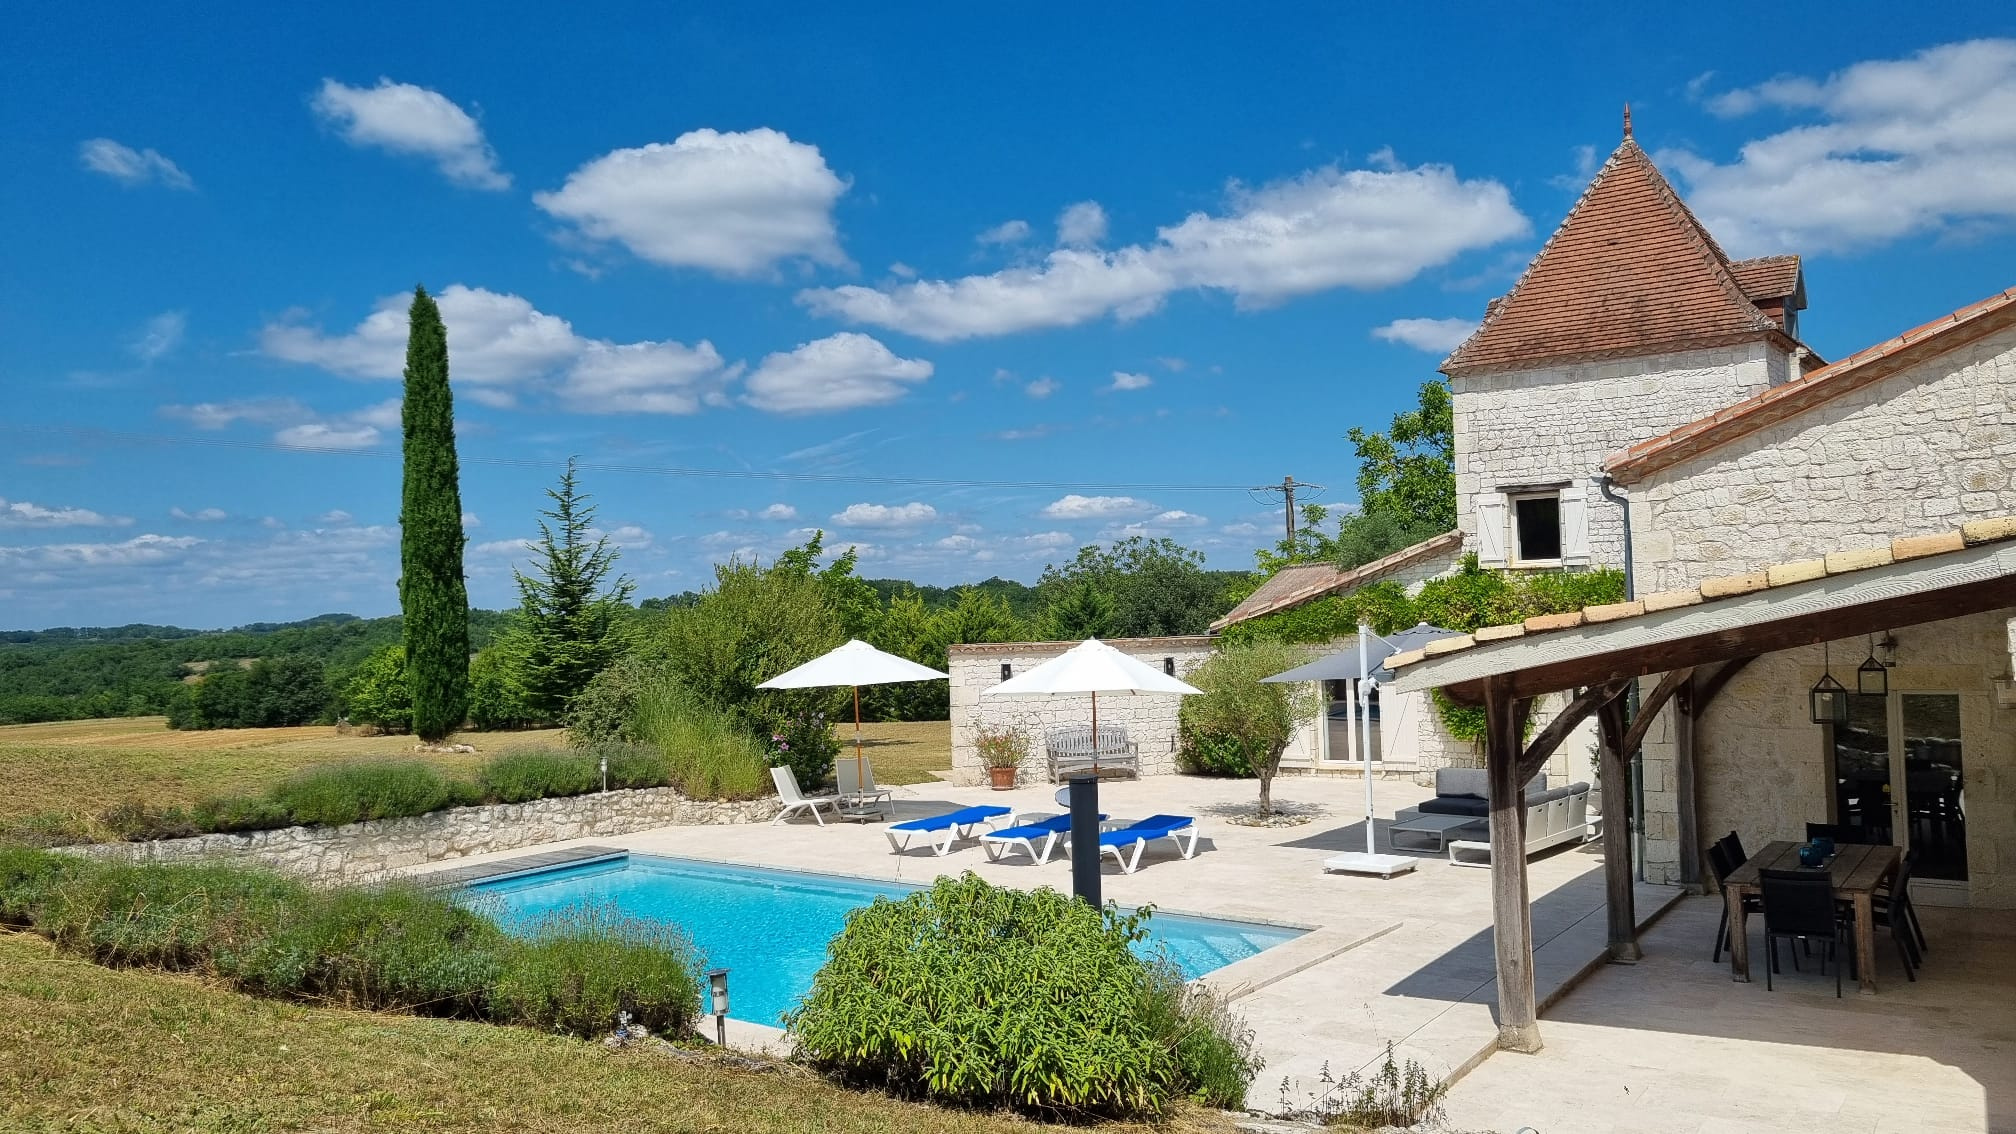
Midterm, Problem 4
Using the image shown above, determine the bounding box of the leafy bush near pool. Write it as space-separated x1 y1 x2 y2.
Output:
631 683 770 800
1176 723 1256 778
0 848 703 1038
478 748 600 803
785 873 1261 1120
491 905 701 1036
269 760 482 827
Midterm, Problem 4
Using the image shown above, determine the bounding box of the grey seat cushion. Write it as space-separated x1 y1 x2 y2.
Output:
1418 795 1490 817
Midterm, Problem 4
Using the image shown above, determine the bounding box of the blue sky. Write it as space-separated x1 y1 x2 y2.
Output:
3 2 2013 628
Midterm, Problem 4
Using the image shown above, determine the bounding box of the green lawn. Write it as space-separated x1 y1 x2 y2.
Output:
0 931 1229 1134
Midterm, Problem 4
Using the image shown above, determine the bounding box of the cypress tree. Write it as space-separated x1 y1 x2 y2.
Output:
398 285 470 742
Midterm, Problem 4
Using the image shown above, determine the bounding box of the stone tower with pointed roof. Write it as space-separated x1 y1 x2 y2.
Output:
1440 123 1816 576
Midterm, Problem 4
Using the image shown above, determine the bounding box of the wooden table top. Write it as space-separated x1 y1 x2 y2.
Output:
1726 840 1900 895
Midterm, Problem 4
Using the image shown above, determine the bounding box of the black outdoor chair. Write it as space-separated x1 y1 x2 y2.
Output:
1716 831 1749 874
1759 868 1851 997
1844 850 1923 979
1878 848 1929 958
1705 839 1762 964
1805 821 1881 846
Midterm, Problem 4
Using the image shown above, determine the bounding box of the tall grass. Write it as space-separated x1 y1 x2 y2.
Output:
631 684 769 800
0 847 702 1037
270 761 481 826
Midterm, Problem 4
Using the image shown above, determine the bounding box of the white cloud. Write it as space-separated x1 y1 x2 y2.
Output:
275 422 382 450
799 159 1526 340
261 285 579 386
1025 376 1060 399
1156 356 1187 372
170 507 228 522
1152 509 1207 525
130 311 186 363
1220 521 1261 537
1041 494 1153 520
888 262 917 279
0 533 199 568
831 502 938 528
560 339 738 414
1108 370 1152 391
469 537 534 558
601 524 654 550
535 128 848 276
161 398 312 430
310 78 508 190
162 397 393 449
744 333 932 414
461 512 480 528
78 139 194 190
935 534 980 551
1669 39 2016 254
977 219 1031 245
1057 200 1108 247
759 503 798 521
318 510 354 525
1372 316 1479 354
1018 530 1077 548
0 497 132 528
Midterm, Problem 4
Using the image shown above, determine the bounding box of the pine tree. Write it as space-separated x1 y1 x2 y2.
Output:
398 286 470 742
510 458 635 721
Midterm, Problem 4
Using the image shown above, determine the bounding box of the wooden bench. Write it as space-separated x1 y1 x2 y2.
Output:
1044 725 1139 781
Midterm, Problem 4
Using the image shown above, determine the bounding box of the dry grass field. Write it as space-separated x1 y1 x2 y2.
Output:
0 931 1232 1134
0 716 954 828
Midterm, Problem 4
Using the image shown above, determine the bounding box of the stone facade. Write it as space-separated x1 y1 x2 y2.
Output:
78 788 775 886
1453 342 1793 568
1628 323 2016 594
947 637 1216 785
1624 323 2016 903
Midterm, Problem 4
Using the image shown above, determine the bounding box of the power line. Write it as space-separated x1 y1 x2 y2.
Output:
1 423 1263 494
1248 475 1326 545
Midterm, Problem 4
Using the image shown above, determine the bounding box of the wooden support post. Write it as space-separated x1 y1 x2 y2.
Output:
1674 682 1700 887
1485 676 1541 1053
1596 694 1641 963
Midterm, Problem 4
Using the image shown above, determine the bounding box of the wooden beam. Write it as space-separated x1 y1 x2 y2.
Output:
1619 667 1694 756
1674 681 1700 887
1485 676 1541 1053
1690 655 1756 715
1515 681 1628 787
1596 695 1641 962
1431 574 2016 705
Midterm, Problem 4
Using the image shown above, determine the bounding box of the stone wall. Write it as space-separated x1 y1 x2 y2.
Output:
79 788 775 886
947 637 1217 785
1626 323 2016 594
1453 341 1790 570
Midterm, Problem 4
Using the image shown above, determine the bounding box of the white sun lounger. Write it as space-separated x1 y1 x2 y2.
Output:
770 766 841 825
981 812 1104 865
1063 814 1199 874
883 805 1012 855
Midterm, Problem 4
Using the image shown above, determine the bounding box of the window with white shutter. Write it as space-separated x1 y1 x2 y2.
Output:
1510 493 1563 564
1560 484 1590 565
1475 494 1508 566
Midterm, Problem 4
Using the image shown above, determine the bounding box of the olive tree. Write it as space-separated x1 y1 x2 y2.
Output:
1178 640 1318 815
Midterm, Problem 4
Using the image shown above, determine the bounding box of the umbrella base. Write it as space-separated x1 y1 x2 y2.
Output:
1321 852 1419 878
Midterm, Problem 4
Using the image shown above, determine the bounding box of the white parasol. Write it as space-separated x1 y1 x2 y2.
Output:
758 639 948 790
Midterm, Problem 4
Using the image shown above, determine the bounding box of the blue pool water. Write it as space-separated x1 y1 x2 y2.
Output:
466 855 1303 1027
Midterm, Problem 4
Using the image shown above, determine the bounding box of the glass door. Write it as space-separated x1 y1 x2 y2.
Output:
1831 694 1892 844
1900 693 1967 881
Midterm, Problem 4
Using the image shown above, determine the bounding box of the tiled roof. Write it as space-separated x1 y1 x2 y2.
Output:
1607 285 2016 482
1729 255 1802 302
1442 139 1792 377
1208 530 1463 631
1383 516 2016 674
947 635 1214 656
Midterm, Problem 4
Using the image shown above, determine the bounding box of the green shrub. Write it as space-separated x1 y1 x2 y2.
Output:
1176 723 1256 777
492 904 703 1037
631 683 769 800
478 748 598 803
1137 966 1263 1109
97 800 200 841
564 654 651 747
32 859 302 970
766 708 841 790
344 644 414 734
190 795 292 833
229 883 504 1015
595 742 672 790
786 873 1258 1120
268 761 480 827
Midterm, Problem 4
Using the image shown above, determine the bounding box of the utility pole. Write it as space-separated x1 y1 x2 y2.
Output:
1251 475 1324 551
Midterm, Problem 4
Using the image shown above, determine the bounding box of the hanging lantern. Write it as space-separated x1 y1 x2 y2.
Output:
1810 640 1850 725
1857 633 1888 696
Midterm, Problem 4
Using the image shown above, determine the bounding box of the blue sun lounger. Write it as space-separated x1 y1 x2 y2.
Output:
980 812 1107 865
884 804 1012 855
1067 814 1198 874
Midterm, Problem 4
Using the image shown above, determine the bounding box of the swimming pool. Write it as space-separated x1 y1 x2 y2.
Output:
466 854 1304 1027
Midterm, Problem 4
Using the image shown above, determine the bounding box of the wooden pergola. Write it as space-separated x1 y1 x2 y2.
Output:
1386 539 2016 1052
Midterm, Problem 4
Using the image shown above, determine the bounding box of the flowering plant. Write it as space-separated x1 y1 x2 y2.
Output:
765 709 840 789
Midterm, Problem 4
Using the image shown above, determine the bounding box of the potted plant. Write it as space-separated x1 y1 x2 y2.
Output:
974 725 1030 790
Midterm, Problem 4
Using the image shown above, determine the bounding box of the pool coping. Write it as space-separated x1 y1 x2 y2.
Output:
417 845 630 888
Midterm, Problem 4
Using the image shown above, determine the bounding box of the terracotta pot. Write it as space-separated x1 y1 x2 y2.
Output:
988 765 1018 790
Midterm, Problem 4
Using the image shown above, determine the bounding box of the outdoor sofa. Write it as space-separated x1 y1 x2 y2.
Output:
1395 768 1595 864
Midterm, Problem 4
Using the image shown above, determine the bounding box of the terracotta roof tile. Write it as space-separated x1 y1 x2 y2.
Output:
1607 285 2016 482
1442 140 1788 378
1209 530 1463 631
1729 255 1802 301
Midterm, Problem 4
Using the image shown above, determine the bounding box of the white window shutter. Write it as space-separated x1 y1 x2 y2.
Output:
1561 484 1591 565
1475 495 1508 567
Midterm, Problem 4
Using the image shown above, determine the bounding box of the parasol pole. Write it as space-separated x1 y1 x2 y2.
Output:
1090 690 1099 776
853 684 864 800
1360 624 1375 856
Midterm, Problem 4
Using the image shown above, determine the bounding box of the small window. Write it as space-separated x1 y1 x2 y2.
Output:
1000 663 1013 682
1511 493 1562 563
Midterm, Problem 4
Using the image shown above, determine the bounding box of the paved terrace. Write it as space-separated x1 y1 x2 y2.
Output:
409 773 1680 1110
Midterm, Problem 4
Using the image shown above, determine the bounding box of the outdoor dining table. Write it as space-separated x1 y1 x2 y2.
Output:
1724 839 1902 995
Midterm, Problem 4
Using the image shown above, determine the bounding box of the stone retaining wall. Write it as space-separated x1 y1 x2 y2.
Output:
78 788 776 886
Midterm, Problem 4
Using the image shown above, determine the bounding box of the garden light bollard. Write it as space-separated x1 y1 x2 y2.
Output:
706 968 730 1047
1068 774 1101 906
